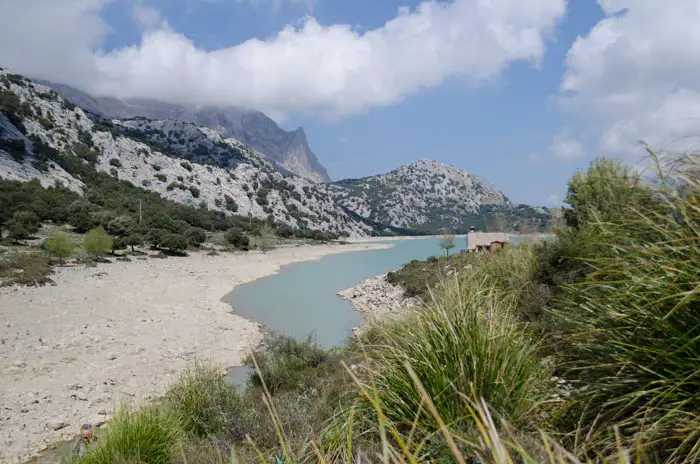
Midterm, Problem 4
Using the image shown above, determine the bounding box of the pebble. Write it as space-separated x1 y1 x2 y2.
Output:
107 353 117 360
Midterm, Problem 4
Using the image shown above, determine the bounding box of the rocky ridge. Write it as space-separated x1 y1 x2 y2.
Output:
0 70 372 237
40 81 331 182
333 159 509 230
338 273 419 327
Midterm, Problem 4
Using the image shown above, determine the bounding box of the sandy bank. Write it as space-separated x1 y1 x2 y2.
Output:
0 243 387 463
346 234 465 243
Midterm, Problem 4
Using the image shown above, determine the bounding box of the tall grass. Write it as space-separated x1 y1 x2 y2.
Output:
554 154 700 462
320 267 552 460
75 406 182 464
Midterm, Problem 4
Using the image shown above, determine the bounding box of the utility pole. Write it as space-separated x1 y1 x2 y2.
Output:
139 200 142 225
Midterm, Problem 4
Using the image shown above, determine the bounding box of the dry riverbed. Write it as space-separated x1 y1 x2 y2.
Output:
0 243 387 463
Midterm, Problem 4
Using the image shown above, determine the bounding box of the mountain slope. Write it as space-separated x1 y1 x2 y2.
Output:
0 70 370 236
333 159 509 230
39 81 331 182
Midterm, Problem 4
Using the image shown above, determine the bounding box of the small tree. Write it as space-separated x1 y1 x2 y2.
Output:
439 234 455 257
126 234 144 252
146 228 168 248
224 228 249 250
107 215 136 239
44 231 74 263
184 227 207 247
255 223 276 253
7 211 40 244
83 226 113 259
160 233 188 254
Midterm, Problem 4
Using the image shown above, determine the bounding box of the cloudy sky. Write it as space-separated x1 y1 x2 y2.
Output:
1 0 698 205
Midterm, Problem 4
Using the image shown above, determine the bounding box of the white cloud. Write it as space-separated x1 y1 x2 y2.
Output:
527 134 586 163
561 1 700 158
338 135 350 144
132 1 165 30
0 0 566 118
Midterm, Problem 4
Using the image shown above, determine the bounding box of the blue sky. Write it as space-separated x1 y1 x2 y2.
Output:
1 1 698 206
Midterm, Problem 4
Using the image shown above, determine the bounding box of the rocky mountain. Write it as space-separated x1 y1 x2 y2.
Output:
333 159 506 230
40 81 331 183
0 70 371 236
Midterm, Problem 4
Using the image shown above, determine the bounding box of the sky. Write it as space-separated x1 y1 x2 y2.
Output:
1 1 699 206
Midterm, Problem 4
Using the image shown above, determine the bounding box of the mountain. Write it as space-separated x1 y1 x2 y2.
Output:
1 70 554 237
333 159 553 233
39 81 331 183
0 70 370 236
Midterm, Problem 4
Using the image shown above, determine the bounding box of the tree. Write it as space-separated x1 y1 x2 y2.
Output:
439 234 455 257
146 228 168 248
126 234 143 252
68 200 95 233
184 227 207 247
225 228 249 250
7 211 40 243
83 226 113 258
564 157 651 229
44 231 74 263
106 215 136 238
255 223 276 253
160 233 188 254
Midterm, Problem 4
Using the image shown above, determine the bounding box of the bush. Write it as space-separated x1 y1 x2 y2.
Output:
553 154 700 460
224 228 249 250
184 227 206 247
188 186 200 198
43 231 74 263
164 363 242 438
108 158 122 168
125 234 143 252
0 252 53 286
145 228 168 248
180 161 192 172
75 406 181 464
252 223 275 252
330 274 551 456
160 233 188 253
224 194 238 212
154 173 167 182
6 210 40 242
83 226 113 258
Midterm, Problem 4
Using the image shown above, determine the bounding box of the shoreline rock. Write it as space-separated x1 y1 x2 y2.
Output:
338 273 418 330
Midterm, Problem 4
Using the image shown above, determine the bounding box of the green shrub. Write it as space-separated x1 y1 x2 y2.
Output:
160 233 188 253
164 363 242 438
75 406 181 464
554 154 700 461
145 228 167 248
184 227 206 247
108 158 122 168
328 273 551 457
224 228 249 250
43 231 74 263
154 173 167 182
0 252 53 286
126 233 143 252
83 226 113 258
6 210 40 242
188 186 200 198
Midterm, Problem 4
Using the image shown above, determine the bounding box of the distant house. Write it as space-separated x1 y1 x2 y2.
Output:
467 231 509 252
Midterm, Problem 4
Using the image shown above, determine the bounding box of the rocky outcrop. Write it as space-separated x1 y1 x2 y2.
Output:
338 273 419 326
0 70 372 237
39 81 331 182
333 159 509 230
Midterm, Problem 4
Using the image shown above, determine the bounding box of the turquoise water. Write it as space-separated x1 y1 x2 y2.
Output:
224 237 459 349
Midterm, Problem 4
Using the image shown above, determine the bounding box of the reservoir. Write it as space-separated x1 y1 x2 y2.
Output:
224 237 455 349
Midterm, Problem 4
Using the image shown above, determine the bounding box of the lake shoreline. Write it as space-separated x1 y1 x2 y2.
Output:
0 242 387 464
338 273 418 330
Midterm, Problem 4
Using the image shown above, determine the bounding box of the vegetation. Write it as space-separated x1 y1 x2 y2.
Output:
6 210 40 243
0 252 53 286
160 233 188 254
82 226 113 258
184 227 206 247
43 231 74 263
438 233 455 256
252 223 276 252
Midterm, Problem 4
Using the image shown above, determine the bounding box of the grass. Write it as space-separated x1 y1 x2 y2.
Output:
72 406 182 464
0 251 53 286
57 152 700 463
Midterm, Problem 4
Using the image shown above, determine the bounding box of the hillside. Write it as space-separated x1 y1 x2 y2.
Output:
0 70 371 237
333 159 553 232
40 81 331 182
